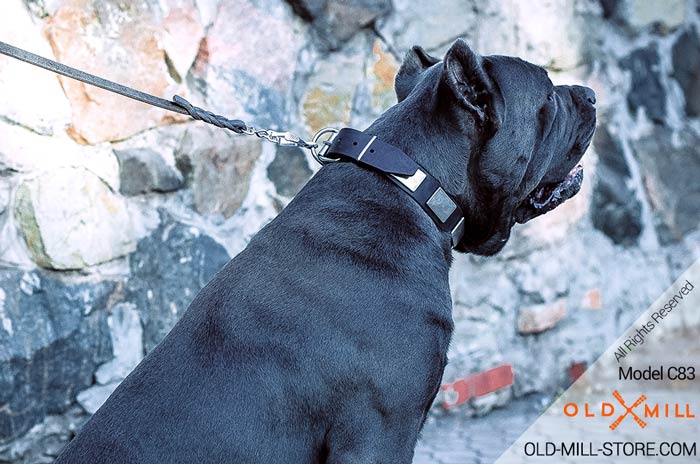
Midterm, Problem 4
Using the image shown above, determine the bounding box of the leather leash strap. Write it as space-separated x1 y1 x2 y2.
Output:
0 41 317 148
0 41 222 121
325 128 466 247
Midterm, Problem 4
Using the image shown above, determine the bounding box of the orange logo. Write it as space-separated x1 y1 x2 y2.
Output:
563 391 695 430
609 390 647 430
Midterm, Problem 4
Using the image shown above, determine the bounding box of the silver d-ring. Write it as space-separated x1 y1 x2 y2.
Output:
310 127 340 165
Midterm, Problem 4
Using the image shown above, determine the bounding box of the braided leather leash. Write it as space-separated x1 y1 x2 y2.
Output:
0 41 317 150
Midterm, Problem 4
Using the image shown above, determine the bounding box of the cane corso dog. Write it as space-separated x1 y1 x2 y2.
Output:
56 39 595 463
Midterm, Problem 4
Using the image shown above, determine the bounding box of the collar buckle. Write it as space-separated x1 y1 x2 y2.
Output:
310 127 341 165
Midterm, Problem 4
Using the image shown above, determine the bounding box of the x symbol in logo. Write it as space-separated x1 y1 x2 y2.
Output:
609 390 647 430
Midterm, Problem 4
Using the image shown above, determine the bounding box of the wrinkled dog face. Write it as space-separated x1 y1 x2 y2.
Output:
394 39 596 255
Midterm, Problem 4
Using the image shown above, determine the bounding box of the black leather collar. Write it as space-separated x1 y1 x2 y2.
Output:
323 128 465 248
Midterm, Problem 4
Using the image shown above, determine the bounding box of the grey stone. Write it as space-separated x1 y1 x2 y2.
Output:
114 148 183 196
0 2 71 136
590 126 643 246
0 122 120 188
0 178 10 217
188 70 290 129
186 1 304 129
14 167 137 270
632 127 700 239
620 44 666 124
287 0 392 51
301 35 368 134
0 405 86 462
43 0 181 143
599 0 686 32
518 299 567 334
599 0 622 21
267 146 313 197
126 211 230 352
76 381 120 415
593 125 631 178
94 303 143 385
178 126 264 218
510 257 570 305
626 0 686 31
0 269 114 442
285 0 324 20
672 27 700 117
377 0 479 56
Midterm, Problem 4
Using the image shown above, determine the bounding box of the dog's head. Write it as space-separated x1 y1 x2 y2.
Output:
390 39 596 255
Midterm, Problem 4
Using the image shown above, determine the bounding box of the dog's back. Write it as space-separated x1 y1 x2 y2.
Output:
55 163 452 463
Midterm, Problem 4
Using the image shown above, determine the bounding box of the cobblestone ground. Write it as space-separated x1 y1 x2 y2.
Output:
413 395 547 464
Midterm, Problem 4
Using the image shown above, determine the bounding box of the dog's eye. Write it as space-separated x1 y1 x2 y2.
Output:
547 93 554 102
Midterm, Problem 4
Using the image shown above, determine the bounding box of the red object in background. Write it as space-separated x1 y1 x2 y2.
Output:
568 362 587 384
440 364 514 409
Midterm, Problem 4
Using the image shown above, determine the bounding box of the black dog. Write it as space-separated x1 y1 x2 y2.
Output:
56 39 595 463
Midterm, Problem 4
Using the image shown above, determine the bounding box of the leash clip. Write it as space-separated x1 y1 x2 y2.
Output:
267 130 302 147
242 127 310 148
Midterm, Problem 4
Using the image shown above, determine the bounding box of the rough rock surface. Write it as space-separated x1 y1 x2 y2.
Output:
178 126 264 218
76 382 121 416
14 167 138 270
160 2 205 82
672 26 700 116
518 299 568 335
188 0 305 128
600 0 687 31
0 1 71 136
0 123 120 188
267 146 313 197
115 148 184 196
94 303 144 385
0 269 113 442
302 36 368 133
287 0 393 51
621 44 666 124
590 125 643 246
126 212 231 352
632 127 700 239
626 0 686 30
43 0 184 143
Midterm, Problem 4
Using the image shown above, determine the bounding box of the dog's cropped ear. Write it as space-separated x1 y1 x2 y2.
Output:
442 39 495 124
395 46 440 102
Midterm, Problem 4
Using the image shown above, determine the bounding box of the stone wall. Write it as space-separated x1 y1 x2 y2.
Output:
1 0 699 461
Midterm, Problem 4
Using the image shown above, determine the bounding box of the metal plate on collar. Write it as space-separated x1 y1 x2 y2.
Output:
427 187 457 223
451 217 465 247
391 169 426 192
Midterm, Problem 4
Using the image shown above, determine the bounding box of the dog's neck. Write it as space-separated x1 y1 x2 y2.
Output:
274 160 454 270
363 94 477 201
272 96 483 268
